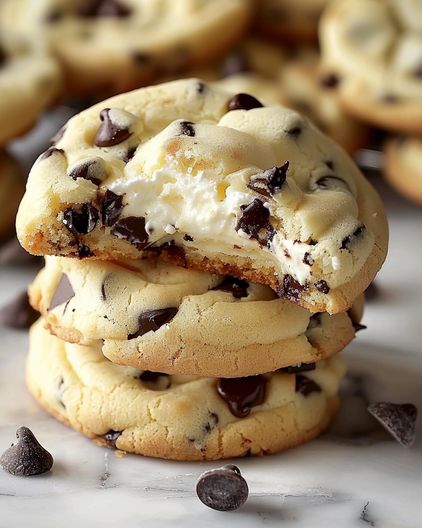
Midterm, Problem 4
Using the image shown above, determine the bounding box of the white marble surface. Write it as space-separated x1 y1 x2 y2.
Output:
1 113 422 527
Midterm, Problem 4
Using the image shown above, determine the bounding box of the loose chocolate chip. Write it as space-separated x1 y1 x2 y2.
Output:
341 225 365 250
102 430 122 449
111 216 149 250
95 108 132 147
281 363 316 374
39 147 64 161
319 73 340 89
99 190 124 227
69 159 106 186
196 465 248 511
277 275 308 301
303 252 314 266
315 280 330 294
295 375 321 396
138 371 169 382
247 162 289 198
178 121 195 137
368 402 417 448
236 199 274 246
286 126 302 137
128 308 178 339
0 427 53 476
50 126 67 145
213 277 249 299
204 412 219 434
78 0 131 18
183 234 194 242
0 291 38 330
228 93 263 112
49 274 75 310
217 376 266 418
220 50 250 78
63 204 99 235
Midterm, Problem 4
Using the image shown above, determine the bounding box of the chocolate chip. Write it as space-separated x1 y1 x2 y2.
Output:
303 252 314 266
313 176 350 192
0 427 53 476
183 234 193 242
277 275 308 301
204 412 219 434
99 190 124 227
295 375 321 396
196 81 207 94
50 125 66 145
341 225 365 250
63 204 99 235
217 376 266 418
128 308 178 339
319 73 340 89
95 108 132 147
49 274 75 310
228 93 263 112
123 146 137 162
325 160 334 170
368 402 417 448
178 121 195 137
281 363 316 374
213 277 249 299
39 147 64 161
247 162 289 198
220 50 250 78
77 243 93 258
102 430 122 449
286 126 302 137
69 158 106 186
315 280 330 294
78 0 131 18
196 465 248 511
236 199 274 246
111 216 149 250
0 291 38 329
138 371 169 382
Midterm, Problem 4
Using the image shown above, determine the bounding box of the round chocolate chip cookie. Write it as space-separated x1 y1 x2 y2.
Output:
29 257 358 377
0 0 251 96
0 40 61 145
384 136 422 205
320 0 422 134
0 151 25 240
27 319 344 460
16 79 388 314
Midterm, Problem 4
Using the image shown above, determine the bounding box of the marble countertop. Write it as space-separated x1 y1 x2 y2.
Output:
1 110 422 527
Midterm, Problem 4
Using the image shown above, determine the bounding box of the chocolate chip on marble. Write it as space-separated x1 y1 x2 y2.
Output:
247 162 289 198
95 108 132 147
63 204 99 235
368 402 417 448
213 277 249 299
102 430 122 449
99 190 124 227
220 50 250 78
277 274 308 301
0 427 53 476
196 465 248 511
49 274 75 310
217 376 266 418
295 375 321 396
319 73 340 89
39 147 64 161
341 225 365 250
183 234 194 242
69 158 106 186
178 121 195 137
315 280 330 294
77 0 131 18
228 93 263 112
303 252 314 266
0 291 38 330
128 308 178 339
236 199 274 246
281 363 316 374
111 216 149 250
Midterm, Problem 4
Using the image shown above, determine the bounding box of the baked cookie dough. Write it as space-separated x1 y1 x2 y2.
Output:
16 79 388 314
29 257 357 377
27 319 345 460
0 152 25 240
320 0 422 134
384 136 422 205
0 0 251 96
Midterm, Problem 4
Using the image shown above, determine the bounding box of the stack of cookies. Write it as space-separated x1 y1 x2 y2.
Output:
17 79 388 460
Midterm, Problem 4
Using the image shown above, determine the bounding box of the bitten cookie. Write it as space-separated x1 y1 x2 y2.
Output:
16 79 388 314
0 40 61 145
0 0 251 96
320 0 422 134
0 152 24 240
29 257 357 377
384 136 422 205
27 319 345 461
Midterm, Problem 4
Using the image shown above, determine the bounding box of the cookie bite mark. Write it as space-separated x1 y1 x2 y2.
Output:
247 162 289 198
128 308 178 339
68 157 107 186
217 376 266 418
213 277 249 299
95 108 135 147
99 190 124 227
295 375 321 396
77 0 132 18
49 274 75 310
111 216 149 250
228 93 264 111
236 199 274 247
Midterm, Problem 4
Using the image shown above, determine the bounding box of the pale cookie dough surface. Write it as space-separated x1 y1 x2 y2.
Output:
29 257 357 377
0 40 62 145
0 152 25 240
320 0 422 134
16 79 388 314
384 136 422 205
0 0 251 96
27 319 344 461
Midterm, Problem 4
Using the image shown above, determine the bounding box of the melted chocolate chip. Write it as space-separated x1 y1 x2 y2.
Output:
315 280 330 294
63 204 99 235
99 190 124 227
77 243 94 258
111 216 149 250
228 93 263 112
183 234 194 242
341 225 365 250
281 363 316 374
236 199 274 246
295 375 321 396
277 275 308 301
128 308 178 339
39 147 64 161
368 402 417 448
0 291 38 329
221 50 250 78
178 121 195 137
217 376 266 418
102 430 122 449
78 0 131 18
303 252 314 266
69 159 106 186
247 162 289 198
319 73 340 89
213 277 249 299
49 274 75 310
0 427 53 476
95 108 132 147
196 465 248 512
